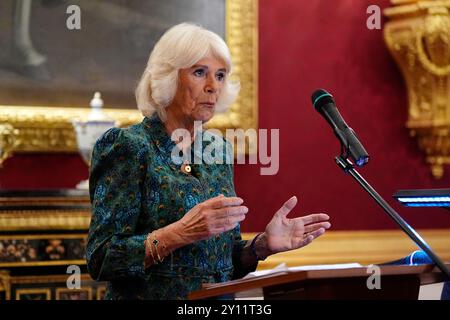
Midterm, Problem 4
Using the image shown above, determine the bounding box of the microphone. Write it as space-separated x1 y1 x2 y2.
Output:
382 250 450 300
311 89 369 167
382 250 434 266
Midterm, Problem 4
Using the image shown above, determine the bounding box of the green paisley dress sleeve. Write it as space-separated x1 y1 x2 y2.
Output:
86 114 257 299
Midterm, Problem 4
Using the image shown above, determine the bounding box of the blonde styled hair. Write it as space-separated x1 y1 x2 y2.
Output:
135 23 240 121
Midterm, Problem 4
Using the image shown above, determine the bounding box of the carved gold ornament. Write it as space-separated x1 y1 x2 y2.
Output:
0 124 20 166
0 271 11 300
0 0 258 155
384 0 450 178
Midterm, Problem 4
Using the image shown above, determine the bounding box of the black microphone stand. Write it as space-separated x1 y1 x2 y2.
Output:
334 155 450 279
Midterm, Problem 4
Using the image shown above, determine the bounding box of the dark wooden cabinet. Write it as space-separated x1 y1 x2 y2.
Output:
0 189 105 300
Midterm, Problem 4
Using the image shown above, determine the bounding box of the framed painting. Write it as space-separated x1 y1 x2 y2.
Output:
56 287 93 300
0 0 258 153
15 288 51 300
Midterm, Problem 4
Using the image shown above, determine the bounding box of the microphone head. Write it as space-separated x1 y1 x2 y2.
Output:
312 89 335 110
383 250 433 266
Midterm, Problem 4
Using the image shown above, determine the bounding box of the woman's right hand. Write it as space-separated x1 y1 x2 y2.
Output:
172 194 248 244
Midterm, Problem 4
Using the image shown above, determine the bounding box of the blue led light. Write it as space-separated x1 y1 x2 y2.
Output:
397 196 450 203
405 202 450 207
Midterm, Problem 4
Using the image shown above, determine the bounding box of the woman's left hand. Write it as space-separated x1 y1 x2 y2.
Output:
262 196 331 256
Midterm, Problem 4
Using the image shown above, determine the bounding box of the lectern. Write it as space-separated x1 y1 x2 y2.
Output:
189 264 448 300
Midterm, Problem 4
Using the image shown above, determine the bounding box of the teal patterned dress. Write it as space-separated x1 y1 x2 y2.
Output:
86 114 256 299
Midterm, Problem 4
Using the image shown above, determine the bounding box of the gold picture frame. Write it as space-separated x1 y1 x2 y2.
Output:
15 288 51 300
0 0 258 154
56 287 93 300
96 286 106 300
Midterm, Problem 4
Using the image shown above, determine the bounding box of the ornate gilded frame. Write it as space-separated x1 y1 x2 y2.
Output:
15 288 51 300
0 0 258 153
56 287 93 300
384 0 450 178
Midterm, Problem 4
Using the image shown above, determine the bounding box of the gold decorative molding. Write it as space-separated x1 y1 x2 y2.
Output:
0 0 258 154
0 210 91 231
15 288 51 300
0 193 92 231
0 234 86 240
10 274 92 285
0 195 90 206
0 123 20 165
243 229 450 270
0 270 11 300
384 0 450 178
0 260 86 268
0 107 142 153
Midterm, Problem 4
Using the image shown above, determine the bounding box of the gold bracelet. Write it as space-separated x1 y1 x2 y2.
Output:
146 233 158 264
152 231 164 263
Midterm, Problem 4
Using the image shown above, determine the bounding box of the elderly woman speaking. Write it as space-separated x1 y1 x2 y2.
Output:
86 23 331 300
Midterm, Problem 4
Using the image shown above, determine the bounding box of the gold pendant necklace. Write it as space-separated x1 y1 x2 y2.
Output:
181 162 191 174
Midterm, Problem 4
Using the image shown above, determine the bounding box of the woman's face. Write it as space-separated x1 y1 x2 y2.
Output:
169 55 227 123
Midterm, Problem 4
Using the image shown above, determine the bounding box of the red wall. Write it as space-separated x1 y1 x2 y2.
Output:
1 0 449 231
235 0 449 231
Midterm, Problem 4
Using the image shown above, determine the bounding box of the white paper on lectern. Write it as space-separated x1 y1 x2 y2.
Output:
235 263 363 300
